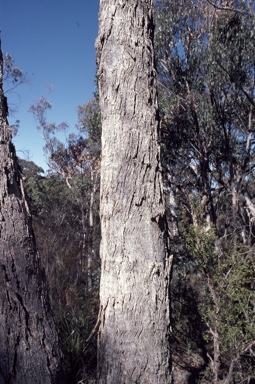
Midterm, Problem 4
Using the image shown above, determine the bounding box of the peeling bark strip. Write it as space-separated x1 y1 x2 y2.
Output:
96 1 172 383
0 41 61 384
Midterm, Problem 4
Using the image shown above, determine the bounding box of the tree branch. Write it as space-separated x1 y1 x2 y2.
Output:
206 0 250 15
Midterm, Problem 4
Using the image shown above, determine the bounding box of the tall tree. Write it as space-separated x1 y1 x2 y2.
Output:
96 1 171 382
0 39 61 384
155 0 255 382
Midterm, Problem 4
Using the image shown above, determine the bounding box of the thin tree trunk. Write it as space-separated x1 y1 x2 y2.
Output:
96 1 172 383
0 40 61 384
87 166 96 292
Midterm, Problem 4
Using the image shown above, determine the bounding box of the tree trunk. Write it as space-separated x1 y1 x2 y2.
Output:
0 40 61 384
87 166 96 292
96 1 172 383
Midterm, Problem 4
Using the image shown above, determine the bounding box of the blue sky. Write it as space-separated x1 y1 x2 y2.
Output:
0 0 99 171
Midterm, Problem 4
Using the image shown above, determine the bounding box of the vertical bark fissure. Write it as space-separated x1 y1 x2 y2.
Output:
97 1 171 383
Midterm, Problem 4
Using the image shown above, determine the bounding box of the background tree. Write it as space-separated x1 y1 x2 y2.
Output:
3 51 28 94
155 0 255 382
96 1 172 382
26 95 101 382
0 40 62 384
29 94 101 291
20 166 99 383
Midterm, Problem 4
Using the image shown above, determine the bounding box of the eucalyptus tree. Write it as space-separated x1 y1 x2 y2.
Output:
96 1 171 382
29 95 101 297
155 0 255 382
0 40 62 384
156 0 255 239
28 97 102 381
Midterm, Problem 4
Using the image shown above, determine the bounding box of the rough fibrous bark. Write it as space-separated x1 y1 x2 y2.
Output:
0 41 61 384
96 1 172 382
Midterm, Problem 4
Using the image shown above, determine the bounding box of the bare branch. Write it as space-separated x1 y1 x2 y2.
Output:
206 0 252 15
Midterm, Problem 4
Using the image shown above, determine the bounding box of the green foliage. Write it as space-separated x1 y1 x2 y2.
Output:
174 221 255 382
20 158 44 177
76 96 101 159
155 0 255 381
25 91 102 382
22 161 100 382
3 52 27 92
29 97 69 162
186 226 217 270
55 294 98 383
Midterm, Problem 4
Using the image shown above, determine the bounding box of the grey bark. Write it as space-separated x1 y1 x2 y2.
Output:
87 166 97 292
0 40 61 384
96 1 172 383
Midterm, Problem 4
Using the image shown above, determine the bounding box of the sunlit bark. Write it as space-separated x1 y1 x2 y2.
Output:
96 1 171 382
